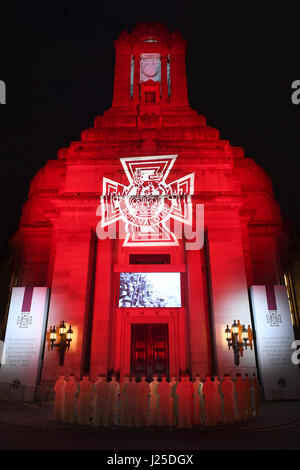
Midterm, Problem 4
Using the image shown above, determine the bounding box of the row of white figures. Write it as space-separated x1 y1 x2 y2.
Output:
54 373 261 427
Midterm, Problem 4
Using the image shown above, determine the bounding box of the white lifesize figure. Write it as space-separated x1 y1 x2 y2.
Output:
77 376 93 425
244 373 252 418
54 375 66 422
120 375 130 426
157 375 172 427
169 376 178 426
221 375 236 424
235 374 247 422
108 374 120 425
203 375 218 427
93 374 108 427
176 374 193 428
252 373 261 417
64 374 78 424
193 375 204 425
138 376 150 426
126 376 140 427
148 375 159 426
213 376 223 424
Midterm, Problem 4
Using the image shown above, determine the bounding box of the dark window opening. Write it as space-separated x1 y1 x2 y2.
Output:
167 55 171 98
130 55 135 98
145 91 156 103
129 254 171 265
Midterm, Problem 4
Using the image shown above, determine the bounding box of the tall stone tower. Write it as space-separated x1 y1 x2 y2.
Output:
5 23 293 385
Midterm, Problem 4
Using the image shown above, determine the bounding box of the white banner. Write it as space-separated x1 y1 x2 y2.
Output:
250 285 300 400
0 287 50 400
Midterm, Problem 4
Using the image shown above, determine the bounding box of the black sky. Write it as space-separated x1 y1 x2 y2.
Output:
1 0 300 251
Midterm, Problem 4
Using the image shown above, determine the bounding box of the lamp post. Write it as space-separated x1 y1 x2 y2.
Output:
225 320 251 366
50 321 73 366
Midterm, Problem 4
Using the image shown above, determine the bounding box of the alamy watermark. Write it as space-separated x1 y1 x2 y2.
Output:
96 154 204 250
291 80 300 105
291 340 300 365
96 197 204 251
0 80 6 104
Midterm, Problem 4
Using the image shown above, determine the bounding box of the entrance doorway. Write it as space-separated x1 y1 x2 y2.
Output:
131 324 169 379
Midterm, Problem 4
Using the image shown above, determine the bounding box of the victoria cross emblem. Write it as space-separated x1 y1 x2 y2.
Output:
266 310 282 327
100 155 194 246
17 312 32 328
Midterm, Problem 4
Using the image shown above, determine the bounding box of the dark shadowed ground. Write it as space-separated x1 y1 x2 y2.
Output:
0 400 300 451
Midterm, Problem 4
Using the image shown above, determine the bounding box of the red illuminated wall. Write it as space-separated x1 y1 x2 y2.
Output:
10 23 289 383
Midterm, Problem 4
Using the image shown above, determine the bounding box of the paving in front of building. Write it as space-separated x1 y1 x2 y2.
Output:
0 400 300 450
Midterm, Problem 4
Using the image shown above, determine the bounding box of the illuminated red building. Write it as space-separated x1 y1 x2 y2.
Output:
4 23 299 386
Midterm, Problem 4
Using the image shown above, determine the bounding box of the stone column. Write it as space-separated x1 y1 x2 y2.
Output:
248 225 281 285
160 55 168 102
133 53 140 105
89 237 113 379
112 43 131 106
206 207 257 377
41 224 95 382
186 247 211 377
169 52 188 106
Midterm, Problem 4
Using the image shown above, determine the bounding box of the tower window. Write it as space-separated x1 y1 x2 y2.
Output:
167 55 171 98
130 55 135 98
145 91 156 103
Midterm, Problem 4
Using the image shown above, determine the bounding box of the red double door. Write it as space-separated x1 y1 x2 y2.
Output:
131 324 169 380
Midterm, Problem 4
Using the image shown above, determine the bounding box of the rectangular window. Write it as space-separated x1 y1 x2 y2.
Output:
129 254 170 265
145 91 156 103
167 55 171 98
284 272 299 327
130 55 135 98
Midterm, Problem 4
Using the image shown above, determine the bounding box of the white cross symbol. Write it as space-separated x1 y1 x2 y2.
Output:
100 155 194 247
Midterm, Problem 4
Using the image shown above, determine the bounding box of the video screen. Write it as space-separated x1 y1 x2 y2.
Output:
119 272 181 308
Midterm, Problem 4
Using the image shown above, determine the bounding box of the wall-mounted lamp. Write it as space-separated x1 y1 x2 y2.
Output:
225 320 252 366
50 320 73 366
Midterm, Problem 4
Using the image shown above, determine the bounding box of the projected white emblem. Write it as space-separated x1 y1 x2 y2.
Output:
100 155 194 246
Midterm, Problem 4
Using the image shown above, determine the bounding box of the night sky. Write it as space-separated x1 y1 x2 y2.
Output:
1 1 300 252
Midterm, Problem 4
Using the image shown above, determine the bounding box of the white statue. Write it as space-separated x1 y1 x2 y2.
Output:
252 373 261 417
203 375 218 426
169 375 178 426
235 374 247 422
120 375 130 426
244 373 252 418
193 375 204 425
77 375 93 425
107 374 120 425
138 376 150 426
148 375 159 426
93 374 108 427
126 376 140 427
157 375 172 427
176 374 193 428
221 375 236 423
54 375 66 422
213 375 223 423
64 374 78 424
